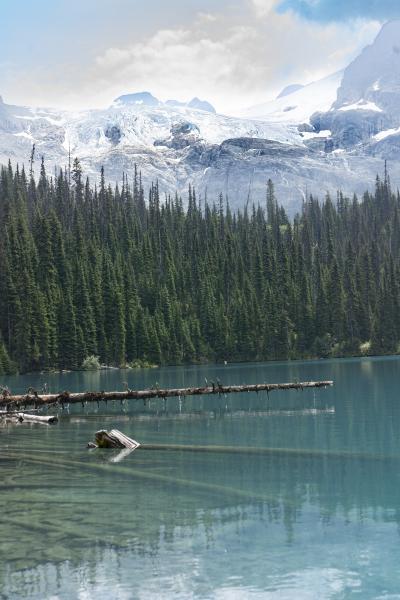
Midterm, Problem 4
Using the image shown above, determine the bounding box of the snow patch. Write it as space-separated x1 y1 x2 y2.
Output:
14 131 34 140
339 100 382 112
16 114 65 125
373 126 400 141
301 129 331 140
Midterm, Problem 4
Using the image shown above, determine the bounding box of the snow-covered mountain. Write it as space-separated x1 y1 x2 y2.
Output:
2 21 400 213
0 94 308 211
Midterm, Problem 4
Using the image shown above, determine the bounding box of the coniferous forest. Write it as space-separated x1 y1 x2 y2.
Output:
0 157 399 375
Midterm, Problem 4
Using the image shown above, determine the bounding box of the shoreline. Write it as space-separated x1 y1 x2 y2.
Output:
1 349 400 379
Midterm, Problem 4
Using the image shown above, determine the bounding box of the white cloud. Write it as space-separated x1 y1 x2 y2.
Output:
93 24 266 113
196 12 218 23
2 3 381 114
251 0 278 17
89 10 380 114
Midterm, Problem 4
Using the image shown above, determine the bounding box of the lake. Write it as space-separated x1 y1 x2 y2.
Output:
1 356 400 599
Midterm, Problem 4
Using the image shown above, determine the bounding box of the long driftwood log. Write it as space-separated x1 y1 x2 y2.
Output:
0 380 333 411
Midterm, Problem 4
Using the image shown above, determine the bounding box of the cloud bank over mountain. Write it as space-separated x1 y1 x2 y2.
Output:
0 0 381 114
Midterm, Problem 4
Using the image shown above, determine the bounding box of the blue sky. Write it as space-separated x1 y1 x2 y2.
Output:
278 0 400 22
0 1 226 68
0 0 397 113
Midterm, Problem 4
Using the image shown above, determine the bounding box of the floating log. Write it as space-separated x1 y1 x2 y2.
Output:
0 412 22 423
89 429 140 450
0 380 333 411
18 413 59 424
0 412 58 424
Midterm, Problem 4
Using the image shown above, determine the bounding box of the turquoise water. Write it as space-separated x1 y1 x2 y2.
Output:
1 356 400 599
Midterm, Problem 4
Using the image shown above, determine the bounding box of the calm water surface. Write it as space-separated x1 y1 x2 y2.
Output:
1 357 400 599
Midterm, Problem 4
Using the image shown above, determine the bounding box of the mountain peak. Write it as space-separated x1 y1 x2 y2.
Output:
187 97 216 113
165 99 186 108
276 84 304 99
377 19 400 37
112 93 215 113
113 91 161 108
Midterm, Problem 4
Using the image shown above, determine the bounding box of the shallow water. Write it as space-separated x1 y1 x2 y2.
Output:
1 357 400 599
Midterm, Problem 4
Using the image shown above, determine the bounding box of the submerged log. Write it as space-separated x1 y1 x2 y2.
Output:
0 380 333 411
90 429 140 450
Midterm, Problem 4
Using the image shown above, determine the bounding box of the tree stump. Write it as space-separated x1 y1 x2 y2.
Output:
91 429 140 450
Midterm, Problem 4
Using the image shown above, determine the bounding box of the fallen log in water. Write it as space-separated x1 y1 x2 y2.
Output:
0 412 22 423
18 413 59 424
0 380 333 411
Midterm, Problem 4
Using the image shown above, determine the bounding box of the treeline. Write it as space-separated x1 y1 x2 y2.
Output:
0 158 399 374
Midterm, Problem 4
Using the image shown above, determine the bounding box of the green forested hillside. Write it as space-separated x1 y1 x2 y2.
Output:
0 158 398 374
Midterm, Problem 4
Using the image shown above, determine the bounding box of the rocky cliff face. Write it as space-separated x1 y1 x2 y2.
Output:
335 21 400 115
311 21 400 152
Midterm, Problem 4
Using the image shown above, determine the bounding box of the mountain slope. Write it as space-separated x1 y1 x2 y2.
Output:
242 71 343 124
